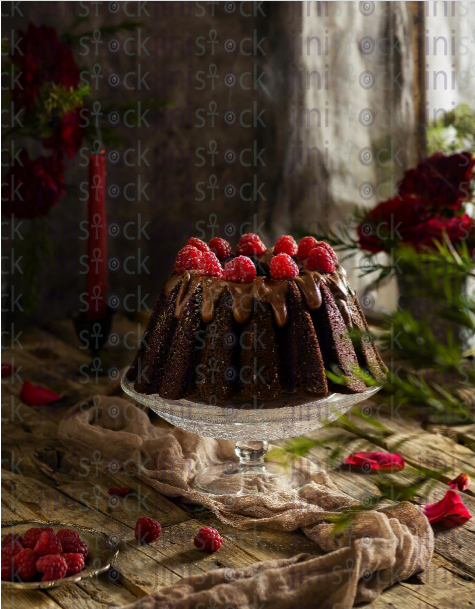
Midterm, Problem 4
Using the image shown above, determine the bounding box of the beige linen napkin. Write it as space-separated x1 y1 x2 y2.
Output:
58 395 434 607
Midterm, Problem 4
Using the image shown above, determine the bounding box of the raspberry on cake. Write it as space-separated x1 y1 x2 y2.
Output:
236 233 266 256
318 241 338 263
209 237 232 260
307 247 336 274
274 235 298 256
126 233 388 402
297 236 319 259
222 256 256 283
198 251 223 278
186 237 210 253
174 245 203 274
270 253 299 279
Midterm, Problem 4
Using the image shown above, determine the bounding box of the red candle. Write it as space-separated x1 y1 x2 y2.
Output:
86 153 108 320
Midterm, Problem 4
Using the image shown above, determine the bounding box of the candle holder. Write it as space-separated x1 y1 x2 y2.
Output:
71 308 114 357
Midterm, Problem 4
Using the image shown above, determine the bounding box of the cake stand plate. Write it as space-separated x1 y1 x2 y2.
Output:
121 375 381 495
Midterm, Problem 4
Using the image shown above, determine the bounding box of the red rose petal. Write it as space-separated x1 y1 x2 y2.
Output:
423 490 472 526
345 451 405 472
447 473 470 492
20 380 63 405
108 487 131 497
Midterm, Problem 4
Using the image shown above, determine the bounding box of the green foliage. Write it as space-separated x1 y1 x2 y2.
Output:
428 103 475 155
281 235 474 530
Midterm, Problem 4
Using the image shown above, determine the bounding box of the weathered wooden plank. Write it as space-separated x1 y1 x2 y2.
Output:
56 476 191 529
1 590 61 609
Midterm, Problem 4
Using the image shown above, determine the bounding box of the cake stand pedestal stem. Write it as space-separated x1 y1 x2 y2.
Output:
235 441 268 470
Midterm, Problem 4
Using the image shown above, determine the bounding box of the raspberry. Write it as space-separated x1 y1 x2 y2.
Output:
56 530 88 556
274 235 298 256
186 237 210 253
1 543 23 581
13 548 37 582
174 246 203 274
108 487 130 497
1 541 23 560
318 241 338 264
297 236 319 260
36 555 67 582
307 247 335 273
22 527 54 549
2 534 23 547
236 233 266 257
34 531 62 557
1 556 12 581
270 253 299 279
209 237 232 261
193 527 223 553
135 517 162 544
222 256 257 284
61 553 85 576
198 251 223 278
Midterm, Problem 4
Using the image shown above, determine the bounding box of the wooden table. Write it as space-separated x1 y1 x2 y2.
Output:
2 314 475 608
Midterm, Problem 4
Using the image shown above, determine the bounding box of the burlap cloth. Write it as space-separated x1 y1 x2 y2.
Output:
58 395 434 608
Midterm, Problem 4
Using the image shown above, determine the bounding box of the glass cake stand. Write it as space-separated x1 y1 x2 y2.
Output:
121 374 380 496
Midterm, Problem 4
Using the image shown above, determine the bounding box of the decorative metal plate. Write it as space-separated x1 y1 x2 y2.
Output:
1 521 119 590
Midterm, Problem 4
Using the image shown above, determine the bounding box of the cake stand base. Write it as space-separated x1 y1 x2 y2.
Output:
194 440 306 495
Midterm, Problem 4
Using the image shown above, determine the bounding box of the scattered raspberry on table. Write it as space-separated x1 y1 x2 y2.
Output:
193 526 223 553
135 517 162 544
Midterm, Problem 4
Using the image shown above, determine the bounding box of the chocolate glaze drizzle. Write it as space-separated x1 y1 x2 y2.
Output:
164 264 355 327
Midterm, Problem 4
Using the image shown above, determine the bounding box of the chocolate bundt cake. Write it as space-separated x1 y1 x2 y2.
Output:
126 234 387 403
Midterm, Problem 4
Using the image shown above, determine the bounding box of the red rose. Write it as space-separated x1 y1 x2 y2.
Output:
1 150 65 219
45 108 84 159
358 195 474 253
11 23 80 114
357 195 430 253
399 152 475 211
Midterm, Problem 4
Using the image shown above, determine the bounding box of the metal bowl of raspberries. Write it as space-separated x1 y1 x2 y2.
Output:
1 521 119 590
